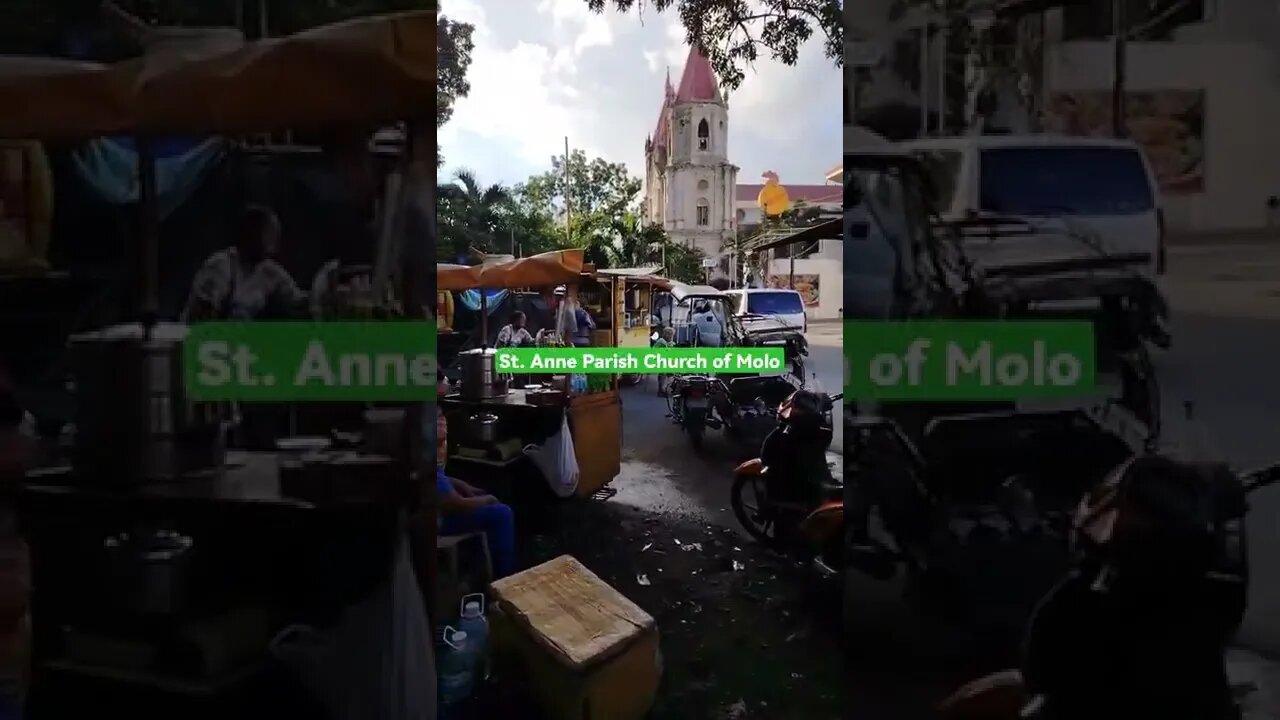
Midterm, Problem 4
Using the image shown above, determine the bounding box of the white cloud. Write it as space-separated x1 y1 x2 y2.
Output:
440 0 840 189
438 0 579 173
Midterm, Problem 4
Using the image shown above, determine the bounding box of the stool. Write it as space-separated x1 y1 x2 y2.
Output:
437 530 491 597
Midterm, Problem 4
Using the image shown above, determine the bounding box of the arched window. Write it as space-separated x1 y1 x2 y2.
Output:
696 198 710 226
697 118 709 150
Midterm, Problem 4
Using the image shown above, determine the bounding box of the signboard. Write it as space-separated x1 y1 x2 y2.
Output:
701 258 718 268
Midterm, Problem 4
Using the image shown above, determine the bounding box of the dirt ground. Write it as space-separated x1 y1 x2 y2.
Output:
464 497 845 720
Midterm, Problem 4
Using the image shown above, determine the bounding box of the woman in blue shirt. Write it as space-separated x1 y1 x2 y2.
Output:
432 407 515 577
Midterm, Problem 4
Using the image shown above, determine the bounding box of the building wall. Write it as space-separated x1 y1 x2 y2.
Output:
1046 40 1280 231
767 256 843 320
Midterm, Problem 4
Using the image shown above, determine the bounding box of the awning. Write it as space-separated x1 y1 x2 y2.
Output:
0 11 434 139
741 218 842 254
995 0 1092 20
437 249 586 291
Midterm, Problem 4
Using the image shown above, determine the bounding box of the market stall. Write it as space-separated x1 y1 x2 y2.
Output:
2 11 437 719
437 250 622 499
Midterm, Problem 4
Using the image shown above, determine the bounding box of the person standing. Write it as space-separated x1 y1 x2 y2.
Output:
652 326 675 396
692 301 723 347
182 205 307 322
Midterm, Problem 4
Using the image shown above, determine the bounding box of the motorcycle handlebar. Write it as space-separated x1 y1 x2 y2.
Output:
1241 463 1280 494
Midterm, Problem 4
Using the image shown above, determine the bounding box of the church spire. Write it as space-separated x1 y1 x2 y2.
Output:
673 45 720 104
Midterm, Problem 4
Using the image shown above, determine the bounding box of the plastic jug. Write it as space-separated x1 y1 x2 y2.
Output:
456 594 490 680
437 628 478 706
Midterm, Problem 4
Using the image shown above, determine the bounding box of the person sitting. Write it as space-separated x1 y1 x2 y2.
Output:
435 408 515 578
496 311 534 348
182 204 306 322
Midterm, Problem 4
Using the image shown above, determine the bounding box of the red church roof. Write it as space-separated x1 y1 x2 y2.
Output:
651 49 719 151
674 46 719 104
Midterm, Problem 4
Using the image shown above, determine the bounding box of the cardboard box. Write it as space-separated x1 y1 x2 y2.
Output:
489 555 661 720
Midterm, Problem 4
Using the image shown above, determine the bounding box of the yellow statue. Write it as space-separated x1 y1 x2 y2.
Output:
757 170 791 217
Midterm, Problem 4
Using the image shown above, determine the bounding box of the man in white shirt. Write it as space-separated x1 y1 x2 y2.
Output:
692 301 723 347
182 205 307 321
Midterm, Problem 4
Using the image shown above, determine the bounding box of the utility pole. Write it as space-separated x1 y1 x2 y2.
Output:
1112 0 1128 137
919 24 930 137
563 136 572 244
937 21 947 134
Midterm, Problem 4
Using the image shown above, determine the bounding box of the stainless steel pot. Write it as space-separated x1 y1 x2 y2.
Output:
458 348 504 399
70 322 227 483
467 412 500 445
104 529 194 616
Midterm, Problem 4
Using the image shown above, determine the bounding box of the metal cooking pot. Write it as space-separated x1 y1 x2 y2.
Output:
103 529 194 616
458 348 504 399
70 322 227 483
467 412 500 445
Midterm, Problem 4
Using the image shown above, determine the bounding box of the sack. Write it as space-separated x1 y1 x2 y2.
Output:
523 416 580 498
270 522 436 720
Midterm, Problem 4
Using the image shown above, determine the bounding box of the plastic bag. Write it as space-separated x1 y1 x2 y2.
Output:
269 520 435 720
523 416 580 498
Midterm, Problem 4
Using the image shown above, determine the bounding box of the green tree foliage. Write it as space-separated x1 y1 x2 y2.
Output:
520 149 642 240
436 169 511 261
583 0 842 90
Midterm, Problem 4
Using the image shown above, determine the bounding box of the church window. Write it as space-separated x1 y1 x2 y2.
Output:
696 198 710 226
697 179 709 191
697 119 709 150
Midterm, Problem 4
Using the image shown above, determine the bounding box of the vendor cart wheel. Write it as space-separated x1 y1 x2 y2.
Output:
731 471 780 548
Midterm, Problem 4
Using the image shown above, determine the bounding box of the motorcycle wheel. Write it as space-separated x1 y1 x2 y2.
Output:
687 422 704 450
731 471 780 548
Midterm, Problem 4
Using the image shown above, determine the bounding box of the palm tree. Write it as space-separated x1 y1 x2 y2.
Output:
436 169 510 261
601 213 666 269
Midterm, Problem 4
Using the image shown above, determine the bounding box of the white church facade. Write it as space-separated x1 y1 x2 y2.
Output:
642 47 739 276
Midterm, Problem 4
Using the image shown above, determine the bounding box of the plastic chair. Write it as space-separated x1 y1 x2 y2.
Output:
436 532 493 588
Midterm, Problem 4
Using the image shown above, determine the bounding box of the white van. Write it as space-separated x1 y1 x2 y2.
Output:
899 135 1167 278
722 288 807 333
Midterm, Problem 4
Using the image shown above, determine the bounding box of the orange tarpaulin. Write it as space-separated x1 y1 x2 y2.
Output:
0 11 434 139
437 249 585 291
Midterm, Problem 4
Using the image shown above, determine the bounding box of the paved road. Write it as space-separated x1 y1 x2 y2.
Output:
609 251 1280 715
1159 244 1280 656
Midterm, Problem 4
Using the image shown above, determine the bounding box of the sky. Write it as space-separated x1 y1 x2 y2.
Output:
437 0 843 193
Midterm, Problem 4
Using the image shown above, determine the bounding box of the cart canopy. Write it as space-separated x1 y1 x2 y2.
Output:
437 249 585 291
0 11 434 139
667 282 726 303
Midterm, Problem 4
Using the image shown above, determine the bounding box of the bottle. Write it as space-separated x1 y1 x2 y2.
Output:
456 594 490 680
437 628 477 706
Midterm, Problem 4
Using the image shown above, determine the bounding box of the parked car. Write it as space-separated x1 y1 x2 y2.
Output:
899 134 1167 278
722 288 808 334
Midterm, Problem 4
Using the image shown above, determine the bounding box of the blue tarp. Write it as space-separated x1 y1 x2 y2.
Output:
457 289 509 314
71 136 225 219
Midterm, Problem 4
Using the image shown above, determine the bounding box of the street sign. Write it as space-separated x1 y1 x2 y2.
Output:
701 258 718 268
847 40 884 69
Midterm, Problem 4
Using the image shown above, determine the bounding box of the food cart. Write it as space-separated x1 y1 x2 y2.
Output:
1 12 437 718
438 250 622 498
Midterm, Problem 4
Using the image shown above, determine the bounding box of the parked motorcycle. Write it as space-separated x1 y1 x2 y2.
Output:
668 373 799 452
730 389 841 558
844 408 1138 640
939 457 1280 720
706 374 800 450
667 374 712 449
